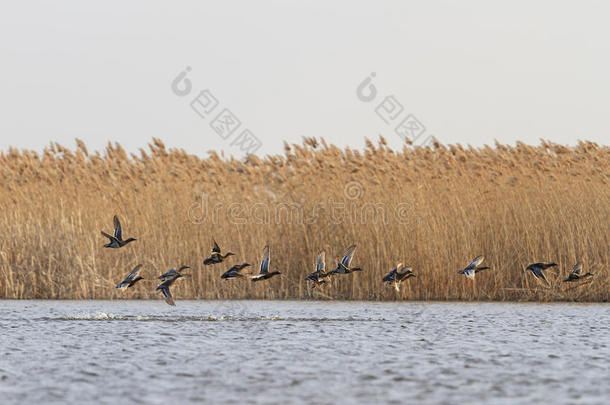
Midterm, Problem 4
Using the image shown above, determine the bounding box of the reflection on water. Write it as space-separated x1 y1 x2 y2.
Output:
1 300 608 404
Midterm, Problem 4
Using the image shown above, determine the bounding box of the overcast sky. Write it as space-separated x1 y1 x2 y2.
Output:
1 1 608 157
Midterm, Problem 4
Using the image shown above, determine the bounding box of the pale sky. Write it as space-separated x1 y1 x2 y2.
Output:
1 1 609 157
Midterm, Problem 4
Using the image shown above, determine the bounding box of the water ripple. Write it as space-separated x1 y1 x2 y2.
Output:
1 300 608 404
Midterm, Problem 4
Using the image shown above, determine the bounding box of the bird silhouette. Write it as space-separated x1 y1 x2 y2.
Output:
116 264 144 289
457 256 490 279
251 245 281 282
525 262 557 284
203 239 235 265
563 263 594 283
305 251 329 288
221 263 251 279
101 215 136 248
383 263 416 292
327 245 362 276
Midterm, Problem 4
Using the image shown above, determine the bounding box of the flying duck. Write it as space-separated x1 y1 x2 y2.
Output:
155 271 187 306
327 245 362 275
158 265 190 282
116 264 144 289
221 263 251 279
382 263 416 292
101 215 136 248
251 245 281 282
457 256 490 279
203 239 235 265
304 251 329 288
525 262 557 284
563 263 594 283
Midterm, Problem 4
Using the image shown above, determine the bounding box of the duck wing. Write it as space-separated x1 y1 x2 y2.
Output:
535 268 548 283
315 251 326 273
125 264 142 281
113 215 123 241
101 231 119 243
572 263 582 275
158 269 178 280
212 239 221 254
223 270 239 279
397 265 413 277
259 245 270 274
382 269 397 283
225 264 245 274
221 266 241 278
158 284 175 306
340 245 357 268
466 255 484 270
117 265 142 288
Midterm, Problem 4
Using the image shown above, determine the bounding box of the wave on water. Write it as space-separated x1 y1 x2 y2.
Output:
58 312 143 321
39 313 382 322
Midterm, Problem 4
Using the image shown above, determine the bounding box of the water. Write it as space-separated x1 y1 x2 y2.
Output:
1 300 608 405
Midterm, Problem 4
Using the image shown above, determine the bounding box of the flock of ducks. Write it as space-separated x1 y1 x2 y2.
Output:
103 216 595 305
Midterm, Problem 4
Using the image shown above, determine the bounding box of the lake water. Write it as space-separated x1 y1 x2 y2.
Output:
1 300 608 404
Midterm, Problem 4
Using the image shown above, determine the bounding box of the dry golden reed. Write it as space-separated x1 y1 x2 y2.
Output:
0 137 607 301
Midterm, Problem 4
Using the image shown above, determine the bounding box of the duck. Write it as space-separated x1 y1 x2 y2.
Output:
457 256 490 279
203 239 235 265
525 262 557 284
158 265 190 282
101 215 136 248
155 271 188 306
382 263 416 292
563 263 594 283
304 251 328 288
327 245 362 275
221 263 251 279
116 264 144 289
251 245 281 282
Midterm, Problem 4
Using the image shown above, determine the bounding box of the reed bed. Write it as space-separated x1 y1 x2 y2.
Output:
0 137 607 301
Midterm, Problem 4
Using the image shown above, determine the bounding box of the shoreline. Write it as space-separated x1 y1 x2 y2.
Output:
2 297 607 303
